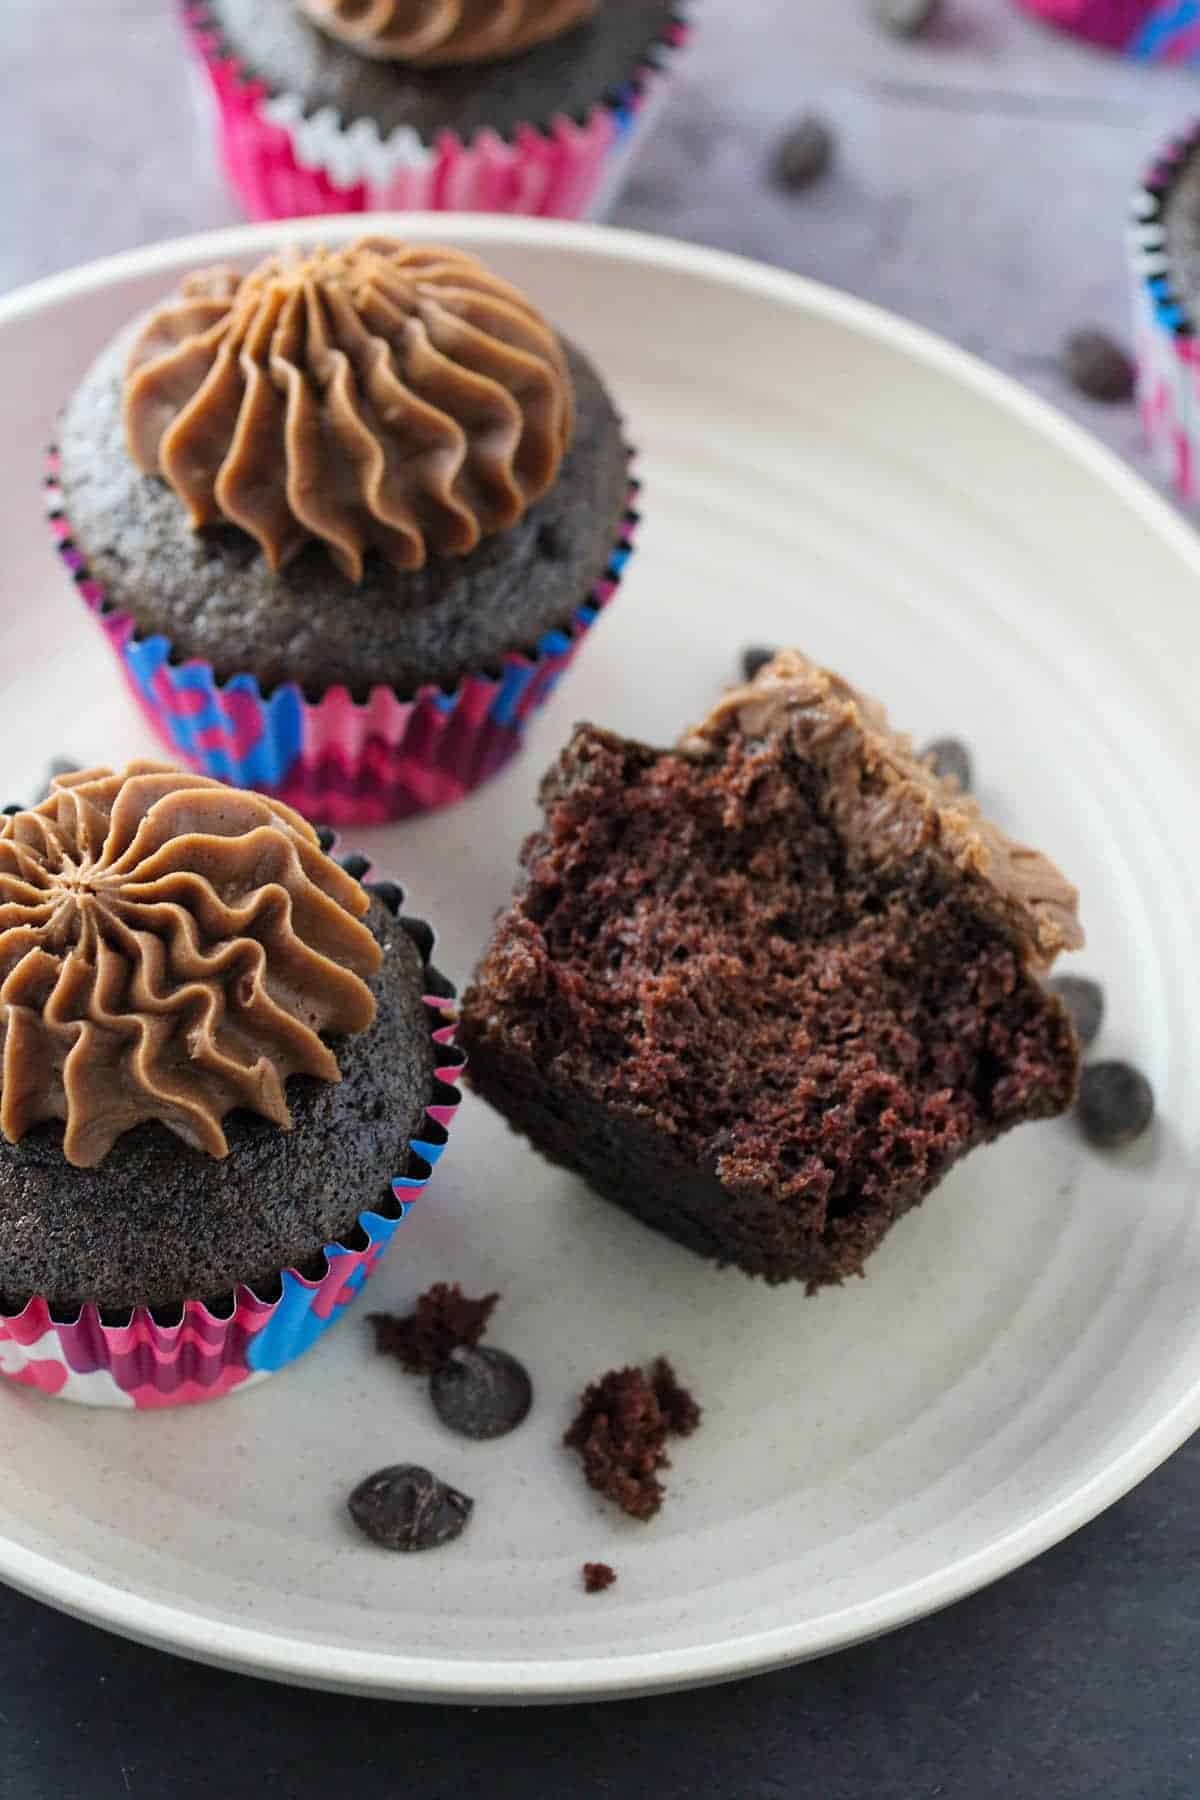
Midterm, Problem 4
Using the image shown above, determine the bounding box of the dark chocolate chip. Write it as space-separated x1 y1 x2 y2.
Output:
1060 330 1136 405
922 737 973 791
365 879 404 914
769 115 834 192
536 522 565 561
741 645 778 682
347 1464 473 1552
431 1345 533 1441
39 757 79 801
338 851 371 882
1078 1062 1154 1150
314 826 337 853
1049 975 1104 1050
870 0 941 35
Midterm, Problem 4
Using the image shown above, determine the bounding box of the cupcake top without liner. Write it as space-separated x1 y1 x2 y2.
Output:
0 763 381 1169
122 238 574 581
297 0 598 65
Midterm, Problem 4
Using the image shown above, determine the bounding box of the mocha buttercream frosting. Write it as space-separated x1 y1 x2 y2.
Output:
122 237 574 581
681 649 1084 971
296 0 598 65
0 763 382 1168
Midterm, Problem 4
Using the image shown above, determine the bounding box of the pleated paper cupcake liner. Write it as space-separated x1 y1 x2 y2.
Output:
1015 0 1200 59
45 453 640 825
1130 121 1200 499
0 867 465 1408
181 0 690 223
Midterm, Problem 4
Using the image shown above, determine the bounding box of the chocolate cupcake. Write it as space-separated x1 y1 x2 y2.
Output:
48 236 638 823
1130 124 1200 500
1013 1 1200 60
461 650 1083 1289
183 0 690 222
0 762 462 1406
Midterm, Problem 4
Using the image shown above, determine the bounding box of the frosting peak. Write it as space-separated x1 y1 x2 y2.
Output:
297 0 598 66
0 763 382 1168
682 650 1084 972
123 238 574 580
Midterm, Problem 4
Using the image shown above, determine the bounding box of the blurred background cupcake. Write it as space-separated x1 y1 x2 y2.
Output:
0 762 462 1407
1131 122 1200 500
182 0 692 222
47 234 639 824
1014 0 1200 61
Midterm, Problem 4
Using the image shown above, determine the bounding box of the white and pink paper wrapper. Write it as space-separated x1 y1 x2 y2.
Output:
182 0 690 222
1130 124 1200 499
45 454 640 826
0 887 464 1408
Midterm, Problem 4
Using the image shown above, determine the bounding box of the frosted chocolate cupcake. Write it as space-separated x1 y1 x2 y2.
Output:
48 236 637 822
0 762 462 1406
183 0 690 222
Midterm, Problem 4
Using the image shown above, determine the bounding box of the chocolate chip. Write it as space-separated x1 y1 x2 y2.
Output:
1078 1062 1154 1150
922 737 972 791
347 1464 473 1552
39 757 78 801
870 0 941 36
741 645 778 682
537 522 565 561
769 115 834 192
1049 975 1104 1050
1 805 22 817
314 826 337 853
583 1561 617 1594
338 851 371 882
431 1345 533 1440
1060 330 1135 404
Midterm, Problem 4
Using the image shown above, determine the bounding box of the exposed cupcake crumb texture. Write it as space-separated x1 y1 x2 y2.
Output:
583 1561 618 1594
369 1282 498 1375
565 1358 701 1522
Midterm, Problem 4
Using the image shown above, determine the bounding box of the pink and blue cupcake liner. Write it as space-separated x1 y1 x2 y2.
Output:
45 452 640 826
0 873 465 1408
1015 0 1200 59
1130 122 1200 498
181 0 690 223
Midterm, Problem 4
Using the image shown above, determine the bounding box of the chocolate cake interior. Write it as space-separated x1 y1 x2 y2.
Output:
463 660 1081 1289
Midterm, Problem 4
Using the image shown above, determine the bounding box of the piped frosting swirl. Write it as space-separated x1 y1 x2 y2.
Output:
0 763 382 1168
122 238 574 580
296 0 598 66
681 649 1084 972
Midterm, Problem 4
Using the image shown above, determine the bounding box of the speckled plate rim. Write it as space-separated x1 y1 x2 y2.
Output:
1 215 1199 1703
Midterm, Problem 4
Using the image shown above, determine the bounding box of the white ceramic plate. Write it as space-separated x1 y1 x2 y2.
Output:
0 218 1196 1704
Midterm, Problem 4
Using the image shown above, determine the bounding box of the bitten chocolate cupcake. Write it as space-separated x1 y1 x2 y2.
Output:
183 0 690 222
48 236 637 823
461 649 1083 1289
0 762 462 1407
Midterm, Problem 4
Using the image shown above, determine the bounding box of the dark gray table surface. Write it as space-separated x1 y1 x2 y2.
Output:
2 2 1198 1794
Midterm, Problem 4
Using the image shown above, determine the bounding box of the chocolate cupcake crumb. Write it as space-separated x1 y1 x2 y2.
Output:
369 1282 499 1375
583 1561 618 1593
565 1359 701 1522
